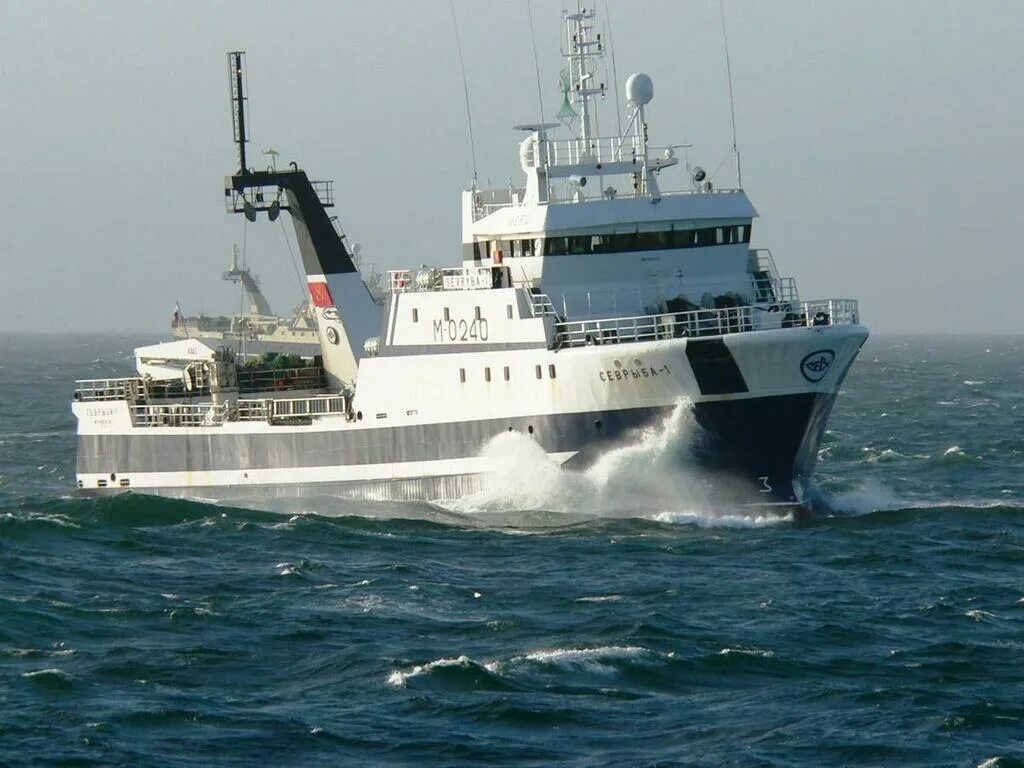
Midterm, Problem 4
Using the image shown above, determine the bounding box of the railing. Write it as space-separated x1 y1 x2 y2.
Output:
131 402 228 428
750 249 798 303
74 378 145 402
267 395 347 420
236 366 326 394
529 290 558 318
553 299 861 348
129 395 348 428
390 266 498 294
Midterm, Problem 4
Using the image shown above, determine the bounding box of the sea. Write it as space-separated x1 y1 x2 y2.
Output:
0 332 1021 767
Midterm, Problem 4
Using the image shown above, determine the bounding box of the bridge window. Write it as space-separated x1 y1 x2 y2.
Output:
541 225 750 256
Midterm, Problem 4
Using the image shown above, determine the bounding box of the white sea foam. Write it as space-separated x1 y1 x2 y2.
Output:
386 645 654 687
965 609 997 622
519 645 647 665
718 647 775 658
810 480 904 515
444 401 784 528
386 655 475 688
22 668 72 682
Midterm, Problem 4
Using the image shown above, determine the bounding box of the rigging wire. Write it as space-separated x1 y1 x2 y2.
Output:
603 0 623 138
719 0 742 188
448 0 479 186
277 214 310 307
526 0 547 129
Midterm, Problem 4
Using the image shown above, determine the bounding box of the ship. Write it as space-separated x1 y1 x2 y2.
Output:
72 8 868 510
170 244 322 360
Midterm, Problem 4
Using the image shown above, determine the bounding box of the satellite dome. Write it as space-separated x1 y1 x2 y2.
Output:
625 73 654 106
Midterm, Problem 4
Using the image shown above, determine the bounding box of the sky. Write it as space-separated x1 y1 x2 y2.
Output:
1 0 1022 334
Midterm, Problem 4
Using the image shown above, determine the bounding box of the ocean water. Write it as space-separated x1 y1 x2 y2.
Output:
1 332 1022 767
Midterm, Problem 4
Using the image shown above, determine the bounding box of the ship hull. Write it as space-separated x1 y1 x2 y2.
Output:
74 325 867 510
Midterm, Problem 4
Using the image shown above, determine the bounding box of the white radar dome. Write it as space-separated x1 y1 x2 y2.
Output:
625 73 654 106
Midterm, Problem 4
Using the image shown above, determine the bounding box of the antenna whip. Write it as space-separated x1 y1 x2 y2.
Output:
603 0 623 138
526 0 547 130
448 0 479 185
719 0 742 188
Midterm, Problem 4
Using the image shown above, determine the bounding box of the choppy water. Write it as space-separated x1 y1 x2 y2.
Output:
1 333 1022 767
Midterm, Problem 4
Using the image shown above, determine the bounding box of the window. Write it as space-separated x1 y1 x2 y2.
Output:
548 364 557 379
459 368 466 383
412 308 419 323
535 365 542 379
444 307 450 321
506 304 514 319
504 366 510 381
474 306 482 320
484 367 491 382
537 223 750 256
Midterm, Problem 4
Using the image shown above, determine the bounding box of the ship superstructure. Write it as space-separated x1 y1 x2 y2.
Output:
72 11 867 509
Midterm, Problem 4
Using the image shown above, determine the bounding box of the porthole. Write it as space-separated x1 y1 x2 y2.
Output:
527 425 534 435
594 419 603 430
356 411 363 421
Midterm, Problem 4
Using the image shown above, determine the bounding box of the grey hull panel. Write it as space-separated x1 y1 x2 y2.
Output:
77 407 664 475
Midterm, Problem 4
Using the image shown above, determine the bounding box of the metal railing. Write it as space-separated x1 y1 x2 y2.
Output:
131 402 228 428
130 394 348 428
389 266 497 294
74 378 146 402
529 290 558 318
267 395 347 420
553 299 861 348
236 366 326 394
750 249 798 303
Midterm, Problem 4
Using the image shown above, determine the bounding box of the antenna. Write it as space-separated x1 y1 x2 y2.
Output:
228 51 249 174
525 0 547 134
718 0 742 188
603 0 623 138
448 0 479 186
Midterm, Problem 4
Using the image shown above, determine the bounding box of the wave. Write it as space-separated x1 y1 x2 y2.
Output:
805 480 1024 520
386 645 656 691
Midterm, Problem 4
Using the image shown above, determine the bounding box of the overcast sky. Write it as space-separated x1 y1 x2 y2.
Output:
1 0 1022 334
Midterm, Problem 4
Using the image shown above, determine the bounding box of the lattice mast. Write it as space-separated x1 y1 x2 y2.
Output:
562 5 606 147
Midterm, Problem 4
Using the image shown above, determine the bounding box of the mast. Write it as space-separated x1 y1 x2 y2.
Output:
228 51 248 174
563 4 606 149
